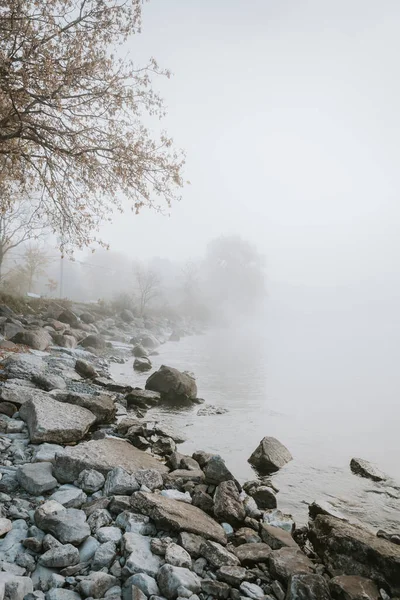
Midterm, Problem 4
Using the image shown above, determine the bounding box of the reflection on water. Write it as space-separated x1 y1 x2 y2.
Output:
110 288 400 529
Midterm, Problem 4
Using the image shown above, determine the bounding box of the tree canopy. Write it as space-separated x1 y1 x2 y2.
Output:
0 0 185 252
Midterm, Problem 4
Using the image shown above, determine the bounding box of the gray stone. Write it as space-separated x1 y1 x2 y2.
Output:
214 480 245 527
0 519 28 562
260 523 298 550
50 485 87 508
53 391 116 424
80 334 106 350
145 365 197 402
201 580 230 599
75 359 98 379
34 443 64 463
203 455 235 485
132 344 148 358
87 508 112 533
11 329 52 351
122 532 161 577
97 526 122 544
20 395 96 444
77 469 105 493
0 574 33 600
17 462 57 494
165 543 192 568
251 486 277 510
34 502 90 545
285 574 331 600
134 357 152 372
53 438 168 483
104 467 139 496
200 540 240 568
124 574 159 598
131 492 226 545
248 436 292 474
39 544 80 568
135 469 164 491
0 518 12 537
161 490 192 504
309 515 400 596
125 389 160 409
269 548 314 583
2 354 44 381
177 532 204 558
157 565 201 600
239 582 265 600
350 458 386 482
92 540 117 570
234 543 272 566
32 373 67 392
79 572 118 598
216 566 247 587
329 575 380 600
46 591 81 600
78 535 100 562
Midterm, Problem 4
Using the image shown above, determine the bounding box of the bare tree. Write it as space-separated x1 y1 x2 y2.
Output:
21 244 50 292
0 200 44 282
135 264 161 315
0 0 185 252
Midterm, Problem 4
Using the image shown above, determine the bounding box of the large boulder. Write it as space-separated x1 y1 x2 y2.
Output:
120 309 135 323
11 328 52 351
132 344 148 358
131 491 227 544
2 353 44 380
309 515 400 595
350 458 386 482
19 395 96 444
134 357 152 372
80 334 106 350
58 309 81 328
329 575 380 600
248 436 292 473
51 391 116 423
213 480 245 527
145 365 197 402
141 334 159 350
53 438 168 482
35 502 90 545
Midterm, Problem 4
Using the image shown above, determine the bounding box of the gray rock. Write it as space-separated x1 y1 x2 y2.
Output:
11 329 52 351
79 572 118 598
77 469 105 493
32 373 67 392
251 486 277 510
161 490 192 504
157 565 201 600
203 456 235 485
52 391 116 424
122 532 161 577
269 548 314 583
165 543 192 568
0 574 33 600
78 535 100 562
285 574 331 600
50 485 87 508
177 532 206 558
329 575 380 600
200 540 240 568
2 354 44 381
34 502 90 545
201 580 230 599
87 508 113 533
309 515 400 596
97 526 122 544
216 566 247 587
53 438 168 483
125 389 160 410
58 309 80 328
17 462 57 494
80 334 106 350
0 519 29 562
104 467 139 496
20 395 96 444
135 469 163 491
134 357 152 372
239 582 265 600
0 518 12 537
39 543 80 568
214 480 245 527
145 365 197 402
132 344 148 358
46 590 81 600
75 359 98 379
34 443 64 464
131 492 226 545
123 574 159 598
260 524 298 550
92 540 117 570
350 458 387 482
234 543 272 566
248 436 292 474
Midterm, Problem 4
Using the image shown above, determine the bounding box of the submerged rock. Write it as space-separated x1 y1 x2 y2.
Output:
248 436 292 474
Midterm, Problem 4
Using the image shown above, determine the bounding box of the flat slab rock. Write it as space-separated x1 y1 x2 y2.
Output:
20 395 96 444
309 515 400 596
53 438 169 483
350 458 387 482
131 491 227 545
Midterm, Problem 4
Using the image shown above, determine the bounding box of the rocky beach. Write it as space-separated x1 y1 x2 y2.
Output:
0 301 399 600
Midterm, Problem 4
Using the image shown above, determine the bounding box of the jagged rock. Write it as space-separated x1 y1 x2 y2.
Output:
20 395 96 444
0 518 12 537
0 574 33 600
11 329 52 351
52 391 116 423
134 357 152 372
309 515 400 595
104 467 139 496
145 365 197 402
201 580 230 599
79 572 118 598
53 439 168 482
177 532 204 558
165 543 192 568
251 485 277 509
32 373 67 392
52 334 78 349
329 575 380 600
214 480 245 526
34 443 64 464
192 490 214 513
135 469 164 491
157 564 201 600
260 523 298 550
350 458 386 482
160 489 192 504
50 485 87 508
2 354 45 381
126 389 161 409
122 532 161 577
203 455 236 485
96 527 122 544
234 542 272 565
248 436 292 474
39 544 80 568
308 500 347 521
80 334 106 350
0 401 17 417
75 359 98 379
34 502 90 546
239 582 265 599
131 491 227 544
269 548 314 583
165 468 204 486
233 527 261 545
92 540 116 570
217 565 247 587
200 540 240 567
124 574 160 598
286 574 331 600
87 508 113 533
17 462 57 494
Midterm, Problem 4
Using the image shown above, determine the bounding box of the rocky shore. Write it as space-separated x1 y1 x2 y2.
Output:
0 302 399 600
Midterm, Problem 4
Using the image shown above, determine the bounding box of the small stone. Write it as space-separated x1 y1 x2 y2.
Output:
77 469 105 493
34 443 64 463
200 540 240 568
234 543 272 565
124 574 160 598
39 543 80 568
123 532 161 577
50 485 87 508
97 526 122 544
17 462 57 494
165 543 192 568
75 358 98 379
260 523 298 550
216 566 247 587
135 469 163 491
177 532 204 558
79 535 101 562
79 572 118 599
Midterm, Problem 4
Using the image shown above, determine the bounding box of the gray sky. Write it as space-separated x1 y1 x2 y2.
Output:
99 0 400 288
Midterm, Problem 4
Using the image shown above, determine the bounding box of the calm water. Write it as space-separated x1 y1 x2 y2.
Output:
111 285 400 530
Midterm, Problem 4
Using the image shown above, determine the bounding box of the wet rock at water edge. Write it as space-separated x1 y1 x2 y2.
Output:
145 364 197 403
133 357 152 372
248 436 293 474
132 344 148 358
350 458 387 482
125 389 161 409
75 359 98 379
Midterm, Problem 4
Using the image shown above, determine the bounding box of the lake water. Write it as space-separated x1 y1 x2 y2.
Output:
110 284 400 531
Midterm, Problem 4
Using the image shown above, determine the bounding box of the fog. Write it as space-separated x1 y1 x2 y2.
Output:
94 0 400 303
